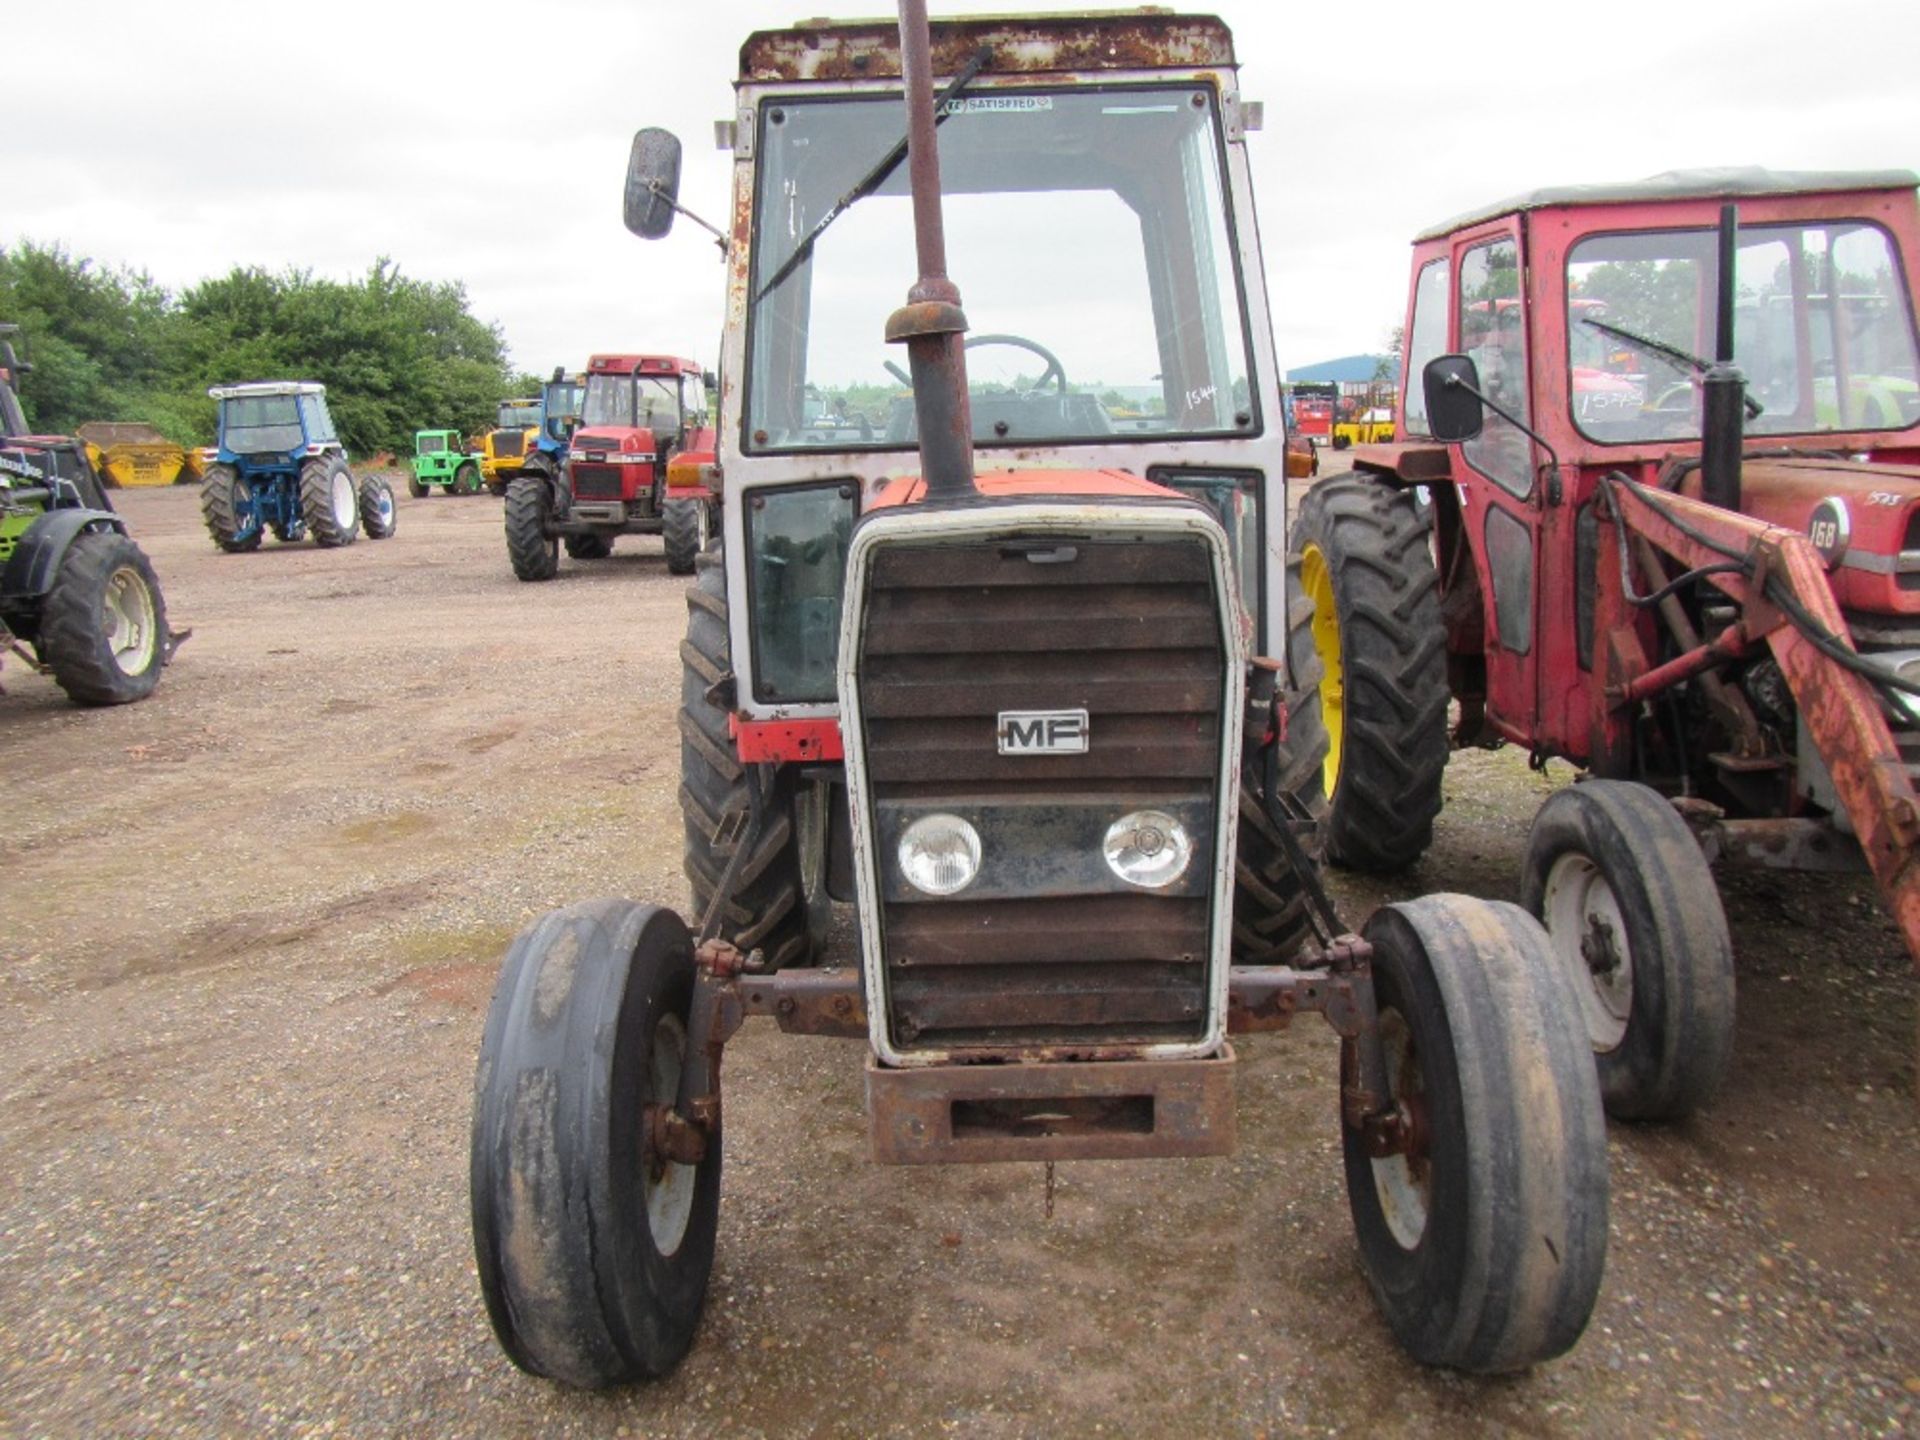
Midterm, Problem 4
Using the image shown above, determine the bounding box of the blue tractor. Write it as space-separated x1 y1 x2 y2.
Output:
198 382 396 552
518 367 584 490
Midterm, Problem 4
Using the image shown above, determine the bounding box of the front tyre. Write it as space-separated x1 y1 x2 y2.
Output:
40 529 170 706
470 900 720 1387
662 498 711 576
456 461 483 496
199 463 262 553
1520 779 1735 1120
1289 476 1448 872
504 475 559 581
1345 895 1608 1373
565 533 615 560
300 456 361 547
359 476 397 538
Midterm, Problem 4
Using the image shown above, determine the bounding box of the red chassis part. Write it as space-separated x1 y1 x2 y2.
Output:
1606 482 1920 970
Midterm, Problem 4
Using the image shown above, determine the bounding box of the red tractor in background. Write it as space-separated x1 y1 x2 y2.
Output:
1298 168 1920 1119
503 352 719 580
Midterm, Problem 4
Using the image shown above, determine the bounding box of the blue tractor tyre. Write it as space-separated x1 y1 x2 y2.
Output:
359 475 397 539
199 464 263 553
301 456 361 547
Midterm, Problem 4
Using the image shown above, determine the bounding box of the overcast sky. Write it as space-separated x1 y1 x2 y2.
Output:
8 0 1918 380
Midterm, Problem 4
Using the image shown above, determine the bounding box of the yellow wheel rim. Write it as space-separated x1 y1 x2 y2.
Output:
1299 542 1344 796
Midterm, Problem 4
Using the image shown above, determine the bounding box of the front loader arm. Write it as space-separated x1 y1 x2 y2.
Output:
1608 482 1920 971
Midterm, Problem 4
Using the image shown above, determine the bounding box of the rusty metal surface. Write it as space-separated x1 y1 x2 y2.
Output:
736 967 866 1036
740 13 1235 85
1611 482 1920 972
866 1048 1237 1164
857 533 1225 1051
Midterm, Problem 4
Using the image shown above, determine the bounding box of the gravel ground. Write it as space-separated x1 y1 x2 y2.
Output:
0 478 1915 1438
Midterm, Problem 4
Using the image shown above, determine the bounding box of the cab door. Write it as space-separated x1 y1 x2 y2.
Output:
1450 222 1543 743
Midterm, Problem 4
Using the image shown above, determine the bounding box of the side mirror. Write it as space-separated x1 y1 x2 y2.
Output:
624 128 684 239
1423 354 1485 442
703 369 718 391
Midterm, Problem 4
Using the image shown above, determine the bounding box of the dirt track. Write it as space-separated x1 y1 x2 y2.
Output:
0 479 1916 1438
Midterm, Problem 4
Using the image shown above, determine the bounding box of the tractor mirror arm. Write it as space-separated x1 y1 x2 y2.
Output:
645 180 731 258
1422 353 1561 487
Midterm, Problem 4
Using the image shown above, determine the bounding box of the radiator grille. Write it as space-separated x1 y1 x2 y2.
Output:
855 536 1226 1053
570 463 624 500
491 429 525 459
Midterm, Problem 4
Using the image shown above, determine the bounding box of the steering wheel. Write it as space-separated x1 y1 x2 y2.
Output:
883 332 1069 395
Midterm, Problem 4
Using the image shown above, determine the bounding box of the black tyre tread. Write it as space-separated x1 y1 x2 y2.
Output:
456 462 482 495
199 464 261 552
1290 476 1448 872
359 477 397 538
299 456 360 547
408 474 429 498
662 498 705 575
39 529 168 706
1232 571 1331 962
469 900 720 1386
565 533 615 560
1346 894 1609 1373
505 475 559 581
1520 779 1735 1120
678 551 812 968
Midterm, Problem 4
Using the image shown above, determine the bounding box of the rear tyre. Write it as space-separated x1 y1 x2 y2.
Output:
505 475 560 582
40 528 169 706
1345 895 1608 1373
1233 565 1330 962
679 550 815 969
662 498 711 576
300 456 361 547
359 476 397 538
456 461 482 496
199 463 262 553
470 900 720 1387
565 533 615 560
1520 780 1735 1120
1289 476 1448 872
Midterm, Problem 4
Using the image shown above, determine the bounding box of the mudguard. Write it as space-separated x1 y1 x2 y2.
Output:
0 507 123 603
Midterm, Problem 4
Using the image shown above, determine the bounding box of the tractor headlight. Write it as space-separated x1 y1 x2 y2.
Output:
898 813 982 897
1102 809 1193 890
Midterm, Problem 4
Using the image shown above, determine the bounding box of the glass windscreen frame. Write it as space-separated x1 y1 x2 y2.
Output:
1565 218 1920 443
743 80 1262 456
581 373 685 432
221 394 305 454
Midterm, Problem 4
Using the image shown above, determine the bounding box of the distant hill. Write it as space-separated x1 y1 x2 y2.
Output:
1286 354 1393 384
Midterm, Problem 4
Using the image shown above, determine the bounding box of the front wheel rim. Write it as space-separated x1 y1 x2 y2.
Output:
330 472 356 529
1369 1008 1430 1250
644 1014 698 1256
102 566 158 674
1542 850 1633 1051
1298 542 1344 795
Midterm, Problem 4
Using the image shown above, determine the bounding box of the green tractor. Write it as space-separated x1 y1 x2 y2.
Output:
1 326 178 705
409 429 487 497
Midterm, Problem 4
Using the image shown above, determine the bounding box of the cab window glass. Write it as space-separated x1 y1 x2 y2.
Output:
1457 237 1532 498
1401 257 1450 436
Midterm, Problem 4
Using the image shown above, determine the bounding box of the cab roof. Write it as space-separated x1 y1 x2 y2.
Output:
1416 167 1920 243
207 381 327 400
739 10 1234 83
587 354 703 377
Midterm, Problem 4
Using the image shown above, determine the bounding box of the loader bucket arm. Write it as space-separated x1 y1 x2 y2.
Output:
1607 481 1920 971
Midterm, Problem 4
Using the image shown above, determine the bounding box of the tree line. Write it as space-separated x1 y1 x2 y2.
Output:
0 241 531 456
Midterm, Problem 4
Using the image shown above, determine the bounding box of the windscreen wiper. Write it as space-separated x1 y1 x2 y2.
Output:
1581 314 1764 418
751 46 991 307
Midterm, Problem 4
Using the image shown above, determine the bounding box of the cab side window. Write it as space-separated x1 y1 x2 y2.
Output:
1457 237 1533 498
1401 257 1450 437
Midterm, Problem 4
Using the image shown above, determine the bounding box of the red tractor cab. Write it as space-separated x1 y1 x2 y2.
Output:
502 352 719 580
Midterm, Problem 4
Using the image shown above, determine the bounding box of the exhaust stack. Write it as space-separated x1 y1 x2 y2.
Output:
1699 203 1746 513
884 0 978 500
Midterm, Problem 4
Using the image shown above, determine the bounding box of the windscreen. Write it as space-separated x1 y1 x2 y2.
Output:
1567 221 1920 441
746 84 1257 451
418 433 447 454
221 395 303 454
497 403 540 428
581 373 682 432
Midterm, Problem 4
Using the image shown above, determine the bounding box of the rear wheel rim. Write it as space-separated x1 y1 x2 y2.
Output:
645 1014 697 1256
330 472 356 529
102 565 157 674
1542 850 1633 1051
1369 1008 1429 1250
1299 542 1344 795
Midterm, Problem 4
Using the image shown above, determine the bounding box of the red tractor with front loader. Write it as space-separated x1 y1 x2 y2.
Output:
1303 168 1920 1120
466 5 1611 1389
502 352 719 580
